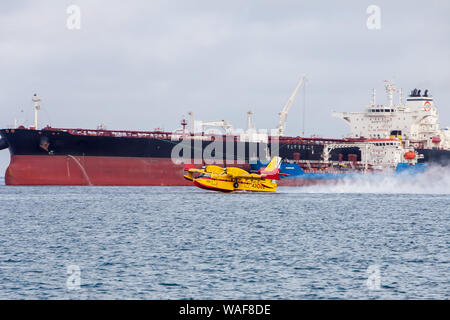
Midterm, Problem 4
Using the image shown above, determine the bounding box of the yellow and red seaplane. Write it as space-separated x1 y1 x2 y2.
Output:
183 156 284 192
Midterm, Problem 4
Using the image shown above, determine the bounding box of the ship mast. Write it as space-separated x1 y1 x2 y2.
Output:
384 79 396 107
246 110 253 131
188 112 195 133
32 94 41 129
371 89 376 105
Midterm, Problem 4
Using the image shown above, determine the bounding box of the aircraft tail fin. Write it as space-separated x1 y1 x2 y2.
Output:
261 156 283 180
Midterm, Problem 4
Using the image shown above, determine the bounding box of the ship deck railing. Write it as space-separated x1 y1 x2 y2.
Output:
26 126 374 145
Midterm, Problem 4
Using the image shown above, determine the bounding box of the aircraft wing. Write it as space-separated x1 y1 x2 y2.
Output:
228 172 287 180
187 168 205 174
226 173 264 180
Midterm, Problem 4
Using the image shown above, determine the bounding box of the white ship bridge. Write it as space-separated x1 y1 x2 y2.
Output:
333 79 450 150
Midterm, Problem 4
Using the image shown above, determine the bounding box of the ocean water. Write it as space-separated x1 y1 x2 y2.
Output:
0 171 449 300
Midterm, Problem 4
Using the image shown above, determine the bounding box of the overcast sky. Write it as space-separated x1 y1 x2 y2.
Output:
1 0 449 175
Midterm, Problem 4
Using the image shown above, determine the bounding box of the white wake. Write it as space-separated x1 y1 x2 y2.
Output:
286 165 450 194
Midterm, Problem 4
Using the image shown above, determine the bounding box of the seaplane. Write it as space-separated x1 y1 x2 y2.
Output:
183 156 285 192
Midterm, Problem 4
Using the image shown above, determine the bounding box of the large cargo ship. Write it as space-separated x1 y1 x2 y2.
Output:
1 79 449 186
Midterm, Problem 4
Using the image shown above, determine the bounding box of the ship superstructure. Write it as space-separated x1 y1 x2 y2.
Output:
333 79 450 150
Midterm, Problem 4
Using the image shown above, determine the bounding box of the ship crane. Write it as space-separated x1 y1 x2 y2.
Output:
277 74 307 136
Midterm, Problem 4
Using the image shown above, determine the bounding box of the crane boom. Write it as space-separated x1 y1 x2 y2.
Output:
277 74 307 136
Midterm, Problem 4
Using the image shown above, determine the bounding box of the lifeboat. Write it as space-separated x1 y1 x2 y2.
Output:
404 151 416 160
432 136 441 144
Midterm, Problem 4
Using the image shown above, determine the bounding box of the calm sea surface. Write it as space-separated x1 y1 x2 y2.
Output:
0 178 449 299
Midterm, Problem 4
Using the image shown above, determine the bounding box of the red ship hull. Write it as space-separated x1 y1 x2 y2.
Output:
5 155 194 186
5 155 338 187
5 155 256 186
